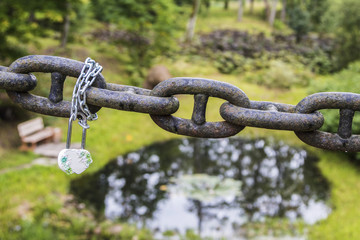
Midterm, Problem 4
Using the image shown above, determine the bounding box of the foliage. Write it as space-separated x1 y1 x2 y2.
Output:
198 29 335 76
242 218 306 238
285 0 330 36
0 0 35 60
273 19 288 32
90 0 181 85
287 5 310 43
199 30 272 58
198 29 334 62
173 0 193 6
214 51 247 74
308 61 360 133
244 59 312 89
0 0 82 61
305 50 334 75
333 0 360 69
4 196 153 240
317 0 360 70
305 0 329 32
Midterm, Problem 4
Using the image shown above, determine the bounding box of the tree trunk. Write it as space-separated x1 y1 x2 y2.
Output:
28 11 35 22
204 0 211 9
237 0 243 22
224 0 229 10
281 0 286 22
264 0 271 20
268 0 278 27
250 0 254 14
185 0 201 43
60 1 71 48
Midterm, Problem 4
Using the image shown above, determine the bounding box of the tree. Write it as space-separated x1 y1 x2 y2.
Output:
186 0 201 43
0 0 33 61
249 0 254 14
60 1 71 48
306 0 329 32
268 0 278 26
281 0 286 22
263 0 271 20
237 0 243 22
287 5 310 42
224 0 230 10
0 0 78 61
203 0 211 10
333 0 360 69
91 0 180 84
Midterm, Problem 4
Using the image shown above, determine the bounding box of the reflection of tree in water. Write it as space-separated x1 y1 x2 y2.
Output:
71 138 330 228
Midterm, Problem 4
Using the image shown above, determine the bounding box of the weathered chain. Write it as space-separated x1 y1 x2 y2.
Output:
1 55 360 152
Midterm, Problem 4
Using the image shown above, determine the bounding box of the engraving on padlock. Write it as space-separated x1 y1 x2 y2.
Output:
58 115 93 175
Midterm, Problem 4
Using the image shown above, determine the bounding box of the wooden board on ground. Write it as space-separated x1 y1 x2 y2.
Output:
34 142 81 158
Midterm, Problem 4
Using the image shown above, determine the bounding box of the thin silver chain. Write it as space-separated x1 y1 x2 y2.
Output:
70 57 103 129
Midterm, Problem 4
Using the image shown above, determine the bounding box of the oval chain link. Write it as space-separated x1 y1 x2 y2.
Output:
6 55 106 117
220 101 324 131
295 92 360 152
149 77 250 138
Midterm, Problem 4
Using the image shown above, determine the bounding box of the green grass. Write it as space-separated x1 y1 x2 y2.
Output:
0 151 36 170
308 151 360 240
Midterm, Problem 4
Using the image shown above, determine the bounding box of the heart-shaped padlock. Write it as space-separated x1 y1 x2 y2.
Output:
58 149 93 174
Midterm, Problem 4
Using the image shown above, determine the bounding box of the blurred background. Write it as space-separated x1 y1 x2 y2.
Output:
0 0 360 239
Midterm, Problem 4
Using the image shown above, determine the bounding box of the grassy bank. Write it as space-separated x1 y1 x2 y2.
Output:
308 151 360 240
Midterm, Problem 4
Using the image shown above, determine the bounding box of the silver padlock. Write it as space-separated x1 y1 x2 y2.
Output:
58 113 93 175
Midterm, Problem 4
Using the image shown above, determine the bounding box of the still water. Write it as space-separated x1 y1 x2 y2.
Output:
71 138 331 238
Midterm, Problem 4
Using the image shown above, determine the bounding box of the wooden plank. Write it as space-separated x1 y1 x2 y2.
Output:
22 128 54 143
17 117 44 137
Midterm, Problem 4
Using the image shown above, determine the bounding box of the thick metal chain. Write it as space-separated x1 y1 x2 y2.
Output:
1 55 360 152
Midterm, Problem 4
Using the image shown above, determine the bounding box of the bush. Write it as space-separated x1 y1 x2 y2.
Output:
308 61 360 133
197 30 336 74
245 60 312 89
305 50 334 75
214 52 247 74
91 0 180 78
334 0 360 69
273 20 288 32
287 6 311 43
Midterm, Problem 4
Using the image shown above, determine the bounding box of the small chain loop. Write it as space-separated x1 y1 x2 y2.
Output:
70 57 103 128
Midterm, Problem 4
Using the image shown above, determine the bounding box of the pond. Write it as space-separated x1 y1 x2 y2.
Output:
71 138 331 239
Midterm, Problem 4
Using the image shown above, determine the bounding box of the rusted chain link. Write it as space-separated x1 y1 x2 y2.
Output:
0 55 360 152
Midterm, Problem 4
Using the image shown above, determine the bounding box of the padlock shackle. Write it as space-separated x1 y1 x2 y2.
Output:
66 112 87 149
66 118 73 149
